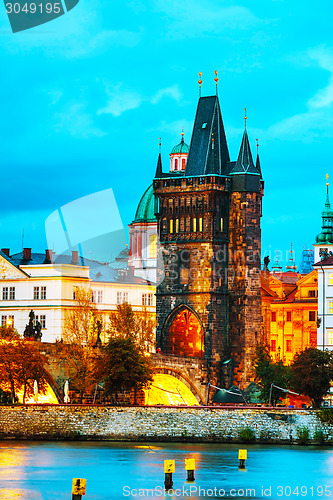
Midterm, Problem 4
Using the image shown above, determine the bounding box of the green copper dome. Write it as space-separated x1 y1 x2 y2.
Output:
134 184 157 223
171 135 189 155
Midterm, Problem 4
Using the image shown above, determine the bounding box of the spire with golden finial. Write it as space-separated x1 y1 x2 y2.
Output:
159 137 161 153
155 138 162 178
198 72 202 98
244 108 247 129
181 127 184 144
212 132 214 150
214 70 219 95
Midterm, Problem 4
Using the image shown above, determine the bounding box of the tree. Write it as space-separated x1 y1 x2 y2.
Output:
0 325 48 403
56 287 101 403
291 348 333 409
97 336 153 403
23 310 42 341
108 303 155 352
254 343 291 406
97 303 155 403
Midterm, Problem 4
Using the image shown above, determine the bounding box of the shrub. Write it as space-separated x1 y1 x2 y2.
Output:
296 426 310 444
313 428 326 444
239 426 255 443
317 409 333 424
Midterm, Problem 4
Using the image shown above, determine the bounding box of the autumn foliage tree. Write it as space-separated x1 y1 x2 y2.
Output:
56 287 102 403
0 325 48 403
97 303 154 403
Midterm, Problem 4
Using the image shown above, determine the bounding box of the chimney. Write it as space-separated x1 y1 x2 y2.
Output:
23 248 31 260
71 250 79 265
44 249 52 263
1 248 10 257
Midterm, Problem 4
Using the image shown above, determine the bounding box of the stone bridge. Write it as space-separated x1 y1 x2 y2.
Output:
38 343 210 404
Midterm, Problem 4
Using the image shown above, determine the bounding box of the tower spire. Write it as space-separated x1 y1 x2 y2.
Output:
255 138 262 176
214 70 219 95
315 174 333 245
198 72 202 98
244 108 247 129
155 138 162 178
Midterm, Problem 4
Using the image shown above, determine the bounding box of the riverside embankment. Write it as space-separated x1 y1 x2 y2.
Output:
0 405 333 444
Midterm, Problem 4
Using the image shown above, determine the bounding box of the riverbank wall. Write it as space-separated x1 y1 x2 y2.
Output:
0 406 332 444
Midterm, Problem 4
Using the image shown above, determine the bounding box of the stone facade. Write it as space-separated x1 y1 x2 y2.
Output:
154 95 263 390
0 406 332 444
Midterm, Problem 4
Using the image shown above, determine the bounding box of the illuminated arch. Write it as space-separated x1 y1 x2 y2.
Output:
144 370 202 405
161 305 204 358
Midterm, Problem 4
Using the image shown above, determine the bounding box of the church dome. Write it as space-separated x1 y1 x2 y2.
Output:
170 134 189 155
134 184 157 223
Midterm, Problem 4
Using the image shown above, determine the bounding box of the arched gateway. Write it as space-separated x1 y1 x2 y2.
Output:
161 305 204 358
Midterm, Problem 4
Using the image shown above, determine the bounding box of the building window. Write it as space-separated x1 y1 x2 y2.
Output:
73 287 77 300
193 218 197 232
142 293 153 306
117 292 128 304
308 290 316 297
35 315 46 329
41 286 47 300
92 290 103 303
170 219 174 234
286 339 292 352
220 218 223 232
9 287 15 300
286 311 292 322
271 311 276 322
1 316 13 326
2 287 8 300
34 287 39 300
175 159 178 170
271 339 276 352
199 217 203 232
309 311 316 322
182 158 186 170
149 234 157 259
175 219 179 233
329 274 333 285
327 330 333 346
329 301 333 314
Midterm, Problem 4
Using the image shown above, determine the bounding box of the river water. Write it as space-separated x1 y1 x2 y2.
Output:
0 441 332 500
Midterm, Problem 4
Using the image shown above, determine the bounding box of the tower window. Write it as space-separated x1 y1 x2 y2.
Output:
149 234 157 259
286 339 292 352
193 218 197 232
182 158 186 170
170 219 174 234
175 219 179 233
271 311 276 322
199 217 203 232
175 159 178 170
271 339 276 352
220 218 223 232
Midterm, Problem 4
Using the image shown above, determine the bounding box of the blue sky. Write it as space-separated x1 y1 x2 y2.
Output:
0 0 332 268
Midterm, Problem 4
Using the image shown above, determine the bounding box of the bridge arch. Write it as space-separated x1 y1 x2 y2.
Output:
160 304 204 358
145 366 205 405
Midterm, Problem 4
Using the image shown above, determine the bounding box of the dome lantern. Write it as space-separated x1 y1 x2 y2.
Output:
169 132 189 172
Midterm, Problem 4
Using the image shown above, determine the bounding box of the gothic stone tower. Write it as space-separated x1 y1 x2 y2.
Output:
154 95 264 388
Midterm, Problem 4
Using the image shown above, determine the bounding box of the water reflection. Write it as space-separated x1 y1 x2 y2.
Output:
0 442 332 499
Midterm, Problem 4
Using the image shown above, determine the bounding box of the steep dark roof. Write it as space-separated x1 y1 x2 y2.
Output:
154 152 162 178
185 96 230 176
231 129 258 175
256 153 262 177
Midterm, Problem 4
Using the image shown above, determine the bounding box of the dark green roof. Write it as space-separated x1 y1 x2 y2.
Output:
171 138 189 154
316 185 333 244
134 184 157 223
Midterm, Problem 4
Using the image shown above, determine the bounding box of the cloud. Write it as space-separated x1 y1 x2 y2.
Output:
55 103 106 138
257 46 333 142
98 84 183 117
152 0 261 38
